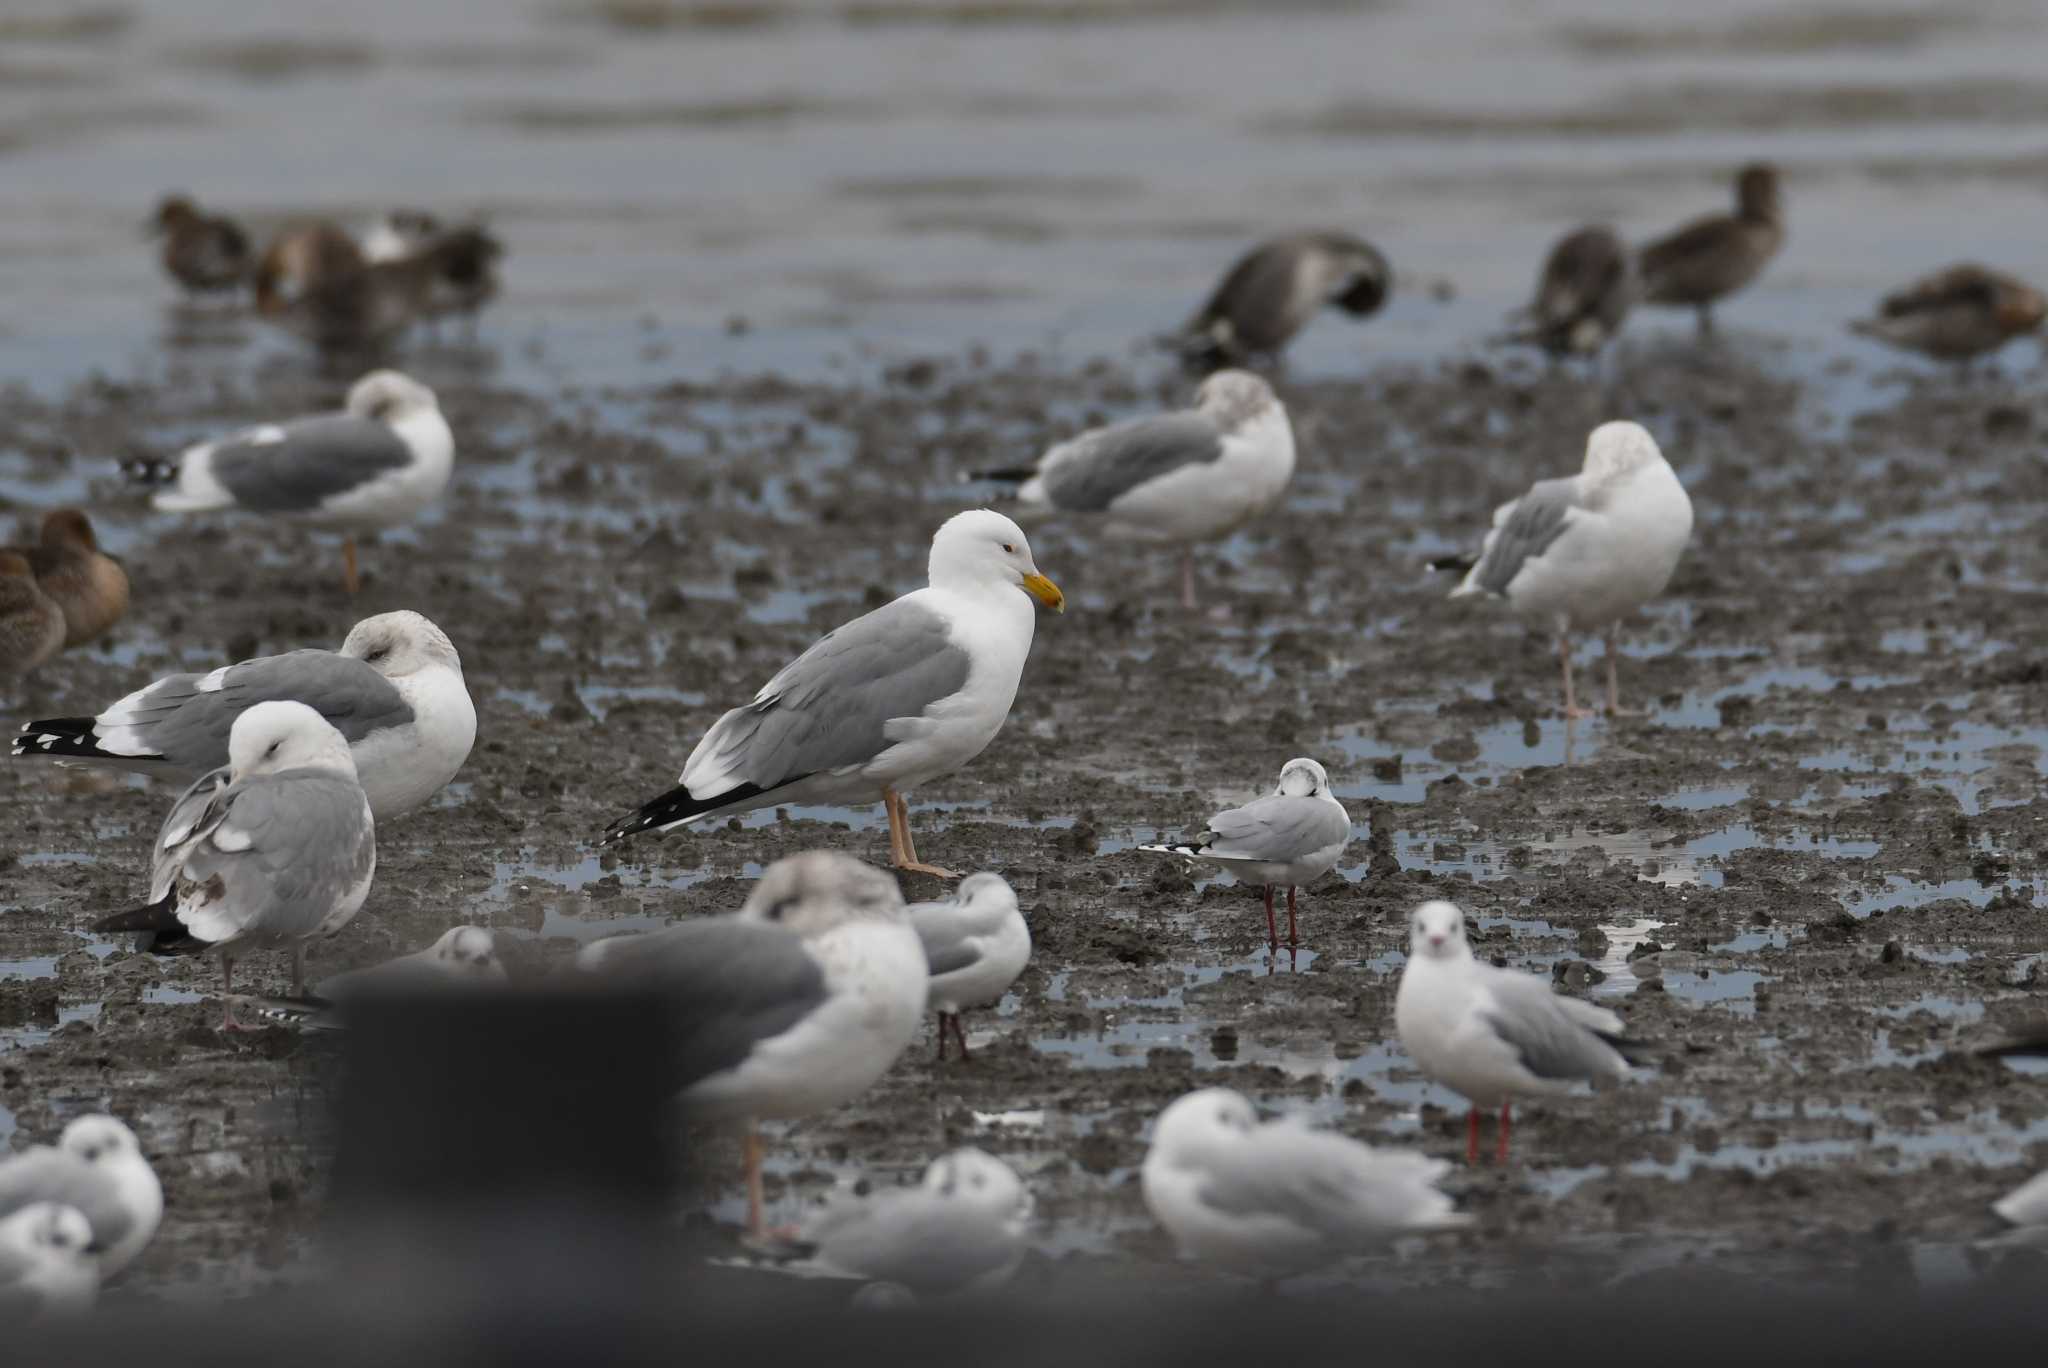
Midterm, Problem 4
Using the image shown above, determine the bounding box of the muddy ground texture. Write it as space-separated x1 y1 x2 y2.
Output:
5 338 2048 1301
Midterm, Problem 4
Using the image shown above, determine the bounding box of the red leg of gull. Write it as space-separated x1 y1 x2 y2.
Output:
1262 886 1277 950
743 1124 767 1238
1558 632 1595 720
1497 1101 1513 1165
1286 886 1299 948
1465 1108 1481 1165
952 1014 973 1063
218 953 248 1033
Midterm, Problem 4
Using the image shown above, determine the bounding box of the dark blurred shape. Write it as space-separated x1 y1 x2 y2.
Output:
1175 231 1390 370
1503 225 1634 358
254 222 499 352
1636 162 1783 334
150 194 252 294
1851 263 2046 363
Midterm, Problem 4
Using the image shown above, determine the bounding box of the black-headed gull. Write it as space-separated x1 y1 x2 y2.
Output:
909 873 1029 1062
801 1148 1031 1297
0 1115 162 1279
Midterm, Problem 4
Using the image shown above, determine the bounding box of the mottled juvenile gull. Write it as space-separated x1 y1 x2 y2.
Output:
92 701 377 1030
1176 231 1390 368
0 1116 162 1278
0 552 65 687
576 851 926 1235
1139 757 1350 950
910 873 1029 1062
1505 226 1634 359
602 509 1063 878
801 1148 1031 1297
149 194 251 295
1637 163 1783 334
126 370 454 593
1436 420 1692 718
15 609 475 822
8 510 128 648
1141 1087 1469 1274
1851 264 2046 364
1395 900 1649 1164
971 370 1292 610
0 1203 98 1322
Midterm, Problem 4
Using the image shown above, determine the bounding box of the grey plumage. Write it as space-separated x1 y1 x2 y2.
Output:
0 1154 137 1262
1033 413 1226 512
1464 478 1579 597
1480 972 1643 1081
200 416 413 513
1195 791 1353 866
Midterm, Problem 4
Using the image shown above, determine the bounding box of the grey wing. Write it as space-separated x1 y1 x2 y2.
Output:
1480 971 1628 1083
1200 795 1351 864
105 650 412 769
150 766 236 899
1465 476 1583 596
0 1152 130 1254
683 597 971 793
205 414 412 512
173 772 374 943
811 1192 1016 1292
1036 412 1225 512
1197 1127 1455 1243
910 902 983 977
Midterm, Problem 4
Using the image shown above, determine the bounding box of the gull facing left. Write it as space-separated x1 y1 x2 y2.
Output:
602 509 1063 878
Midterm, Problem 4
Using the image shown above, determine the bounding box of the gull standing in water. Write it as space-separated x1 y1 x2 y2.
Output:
601 510 1063 878
1436 420 1692 718
909 873 1029 1061
1139 757 1350 950
1175 232 1390 368
1395 900 1649 1164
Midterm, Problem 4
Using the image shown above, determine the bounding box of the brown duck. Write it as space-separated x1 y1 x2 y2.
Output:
1178 231 1390 368
150 195 252 294
0 551 66 687
1637 163 1783 333
1851 264 2046 362
1506 225 1634 357
9 509 128 648
254 222 484 351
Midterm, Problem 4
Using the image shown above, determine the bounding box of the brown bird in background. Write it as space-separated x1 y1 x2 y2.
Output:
1177 231 1390 368
255 221 502 351
1851 264 2046 364
1637 163 1784 334
1505 225 1634 359
150 195 252 294
0 551 67 689
7 510 128 648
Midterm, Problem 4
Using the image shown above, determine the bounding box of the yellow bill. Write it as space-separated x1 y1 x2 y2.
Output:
1022 572 1065 613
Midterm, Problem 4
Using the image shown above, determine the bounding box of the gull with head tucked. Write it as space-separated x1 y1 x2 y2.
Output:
0 1115 162 1280
909 872 1029 1062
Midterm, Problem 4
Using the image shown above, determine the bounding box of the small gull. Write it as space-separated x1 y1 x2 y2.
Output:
126 370 453 594
1141 1087 1469 1275
149 194 251 295
601 509 1064 878
1435 420 1692 718
15 610 476 822
1139 757 1350 951
800 1148 1031 1297
1394 900 1650 1164
7 510 128 649
244 925 507 1029
1504 225 1634 359
0 552 65 689
1176 231 1390 368
0 1203 98 1323
92 701 377 1031
972 371 1293 610
909 873 1029 1062
576 851 927 1235
1851 264 2046 364
0 1116 162 1278
1636 162 1783 334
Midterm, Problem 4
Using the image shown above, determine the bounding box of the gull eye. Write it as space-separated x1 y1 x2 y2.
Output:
763 898 795 922
265 741 280 757
1001 542 1015 554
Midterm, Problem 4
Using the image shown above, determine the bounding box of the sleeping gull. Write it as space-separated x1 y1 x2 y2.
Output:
149 194 251 295
800 1148 1031 1297
1504 226 1634 359
576 851 927 1236
1141 1087 1469 1275
14 609 475 822
601 509 1064 877
244 925 506 1030
1435 420 1692 718
1395 900 1649 1164
0 552 65 688
909 873 1029 1061
0 1116 162 1278
1176 231 1390 368
0 1203 98 1322
1851 264 2046 364
971 370 1293 610
92 700 377 1031
1637 163 1783 334
125 370 454 593
7 510 128 649
1139 757 1350 950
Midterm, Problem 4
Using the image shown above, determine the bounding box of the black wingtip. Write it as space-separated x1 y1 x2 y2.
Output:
122 456 176 487
91 892 189 948
1426 554 1477 575
12 717 111 761
964 466 1038 485
600 779 783 847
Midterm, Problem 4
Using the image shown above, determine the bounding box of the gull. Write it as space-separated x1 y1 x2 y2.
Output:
970 370 1293 610
1435 420 1692 718
0 552 65 688
1504 226 1634 359
0 1115 163 1278
601 509 1064 878
1176 231 1391 368
909 873 1029 1062
92 701 377 1031
1141 1087 1469 1275
1139 757 1350 950
801 1148 1031 1297
244 925 507 1029
576 851 927 1236
125 370 453 594
148 194 251 295
6 510 128 649
1394 900 1649 1164
0 1204 97 1323
14 610 475 822
1637 162 1784 334
1851 264 2047 365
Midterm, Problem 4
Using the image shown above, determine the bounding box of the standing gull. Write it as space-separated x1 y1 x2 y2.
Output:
1176 232 1390 368
1505 226 1634 360
1637 162 1784 335
601 509 1063 878
1139 757 1350 951
910 873 1029 1062
1395 900 1649 1164
15 610 475 822
801 1148 1032 1297
92 701 377 1030
126 370 454 594
1435 420 1692 718
0 1204 98 1323
8 510 128 649
970 371 1293 610
149 195 251 295
0 553 65 689
1141 1087 1469 1275
1851 264 2047 364
0 1115 163 1278
576 851 927 1236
